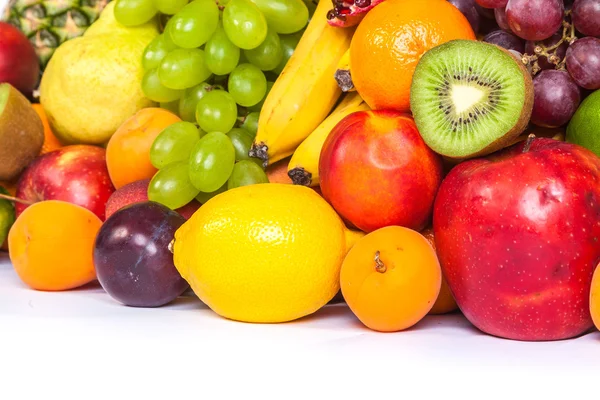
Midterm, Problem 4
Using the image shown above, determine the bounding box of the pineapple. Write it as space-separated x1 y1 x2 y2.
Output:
3 0 111 71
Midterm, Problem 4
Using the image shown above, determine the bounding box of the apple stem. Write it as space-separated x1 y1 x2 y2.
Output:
374 251 387 273
522 134 536 153
0 193 34 205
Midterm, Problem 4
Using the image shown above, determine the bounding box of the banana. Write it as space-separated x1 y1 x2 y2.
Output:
334 48 355 93
287 92 370 187
249 0 355 167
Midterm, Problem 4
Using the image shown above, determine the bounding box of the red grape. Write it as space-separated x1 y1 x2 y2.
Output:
566 37 600 89
475 3 495 18
448 0 481 33
525 33 569 70
475 0 508 7
484 30 525 53
531 70 581 128
494 7 510 31
93 201 189 307
572 0 600 37
506 0 564 41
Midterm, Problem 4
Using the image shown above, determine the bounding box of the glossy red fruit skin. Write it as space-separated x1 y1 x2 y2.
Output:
319 109 444 233
105 178 200 220
0 22 40 98
506 0 564 41
326 0 385 28
433 138 600 341
16 145 115 220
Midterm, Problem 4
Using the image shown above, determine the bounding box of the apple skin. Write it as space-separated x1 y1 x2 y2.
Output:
433 137 600 341
105 179 200 220
16 145 115 220
319 109 444 233
0 22 40 99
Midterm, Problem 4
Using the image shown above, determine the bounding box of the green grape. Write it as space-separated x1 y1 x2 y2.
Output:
150 122 202 169
114 0 158 26
227 64 267 107
154 0 189 15
244 29 283 71
249 0 309 34
196 90 238 133
142 34 178 71
227 128 255 161
179 82 214 122
271 32 301 74
195 182 227 204
302 0 317 20
205 23 240 76
142 68 184 103
158 48 212 90
167 0 219 49
222 0 268 50
248 80 274 112
160 100 180 115
240 111 260 137
227 160 269 189
188 132 236 192
148 162 200 210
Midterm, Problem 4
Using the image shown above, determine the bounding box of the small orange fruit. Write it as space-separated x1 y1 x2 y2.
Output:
340 225 442 332
106 108 181 189
32 103 63 155
421 227 458 315
591 264 600 330
350 0 476 111
8 200 102 291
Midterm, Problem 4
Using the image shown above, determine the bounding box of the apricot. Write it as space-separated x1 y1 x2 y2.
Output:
340 225 442 332
32 104 63 155
106 108 181 189
8 200 102 291
591 265 600 331
421 227 458 315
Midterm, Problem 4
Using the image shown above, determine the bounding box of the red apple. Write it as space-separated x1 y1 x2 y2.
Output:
319 109 444 233
105 178 200 220
0 22 40 98
434 137 600 341
16 145 115 220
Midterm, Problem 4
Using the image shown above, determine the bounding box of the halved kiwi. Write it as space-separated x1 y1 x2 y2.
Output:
410 40 533 159
0 83 44 181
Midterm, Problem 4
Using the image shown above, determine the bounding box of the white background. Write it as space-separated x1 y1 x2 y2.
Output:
1 253 599 399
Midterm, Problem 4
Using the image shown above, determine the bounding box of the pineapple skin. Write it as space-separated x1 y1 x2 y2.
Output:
3 0 111 71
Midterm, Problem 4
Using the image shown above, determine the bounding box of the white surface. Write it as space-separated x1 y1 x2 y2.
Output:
1 252 599 399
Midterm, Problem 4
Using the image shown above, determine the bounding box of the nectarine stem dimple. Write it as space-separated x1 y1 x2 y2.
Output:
522 134 536 153
374 251 387 273
0 193 34 205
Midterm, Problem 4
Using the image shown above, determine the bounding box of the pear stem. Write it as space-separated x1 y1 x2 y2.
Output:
374 251 387 273
0 193 34 205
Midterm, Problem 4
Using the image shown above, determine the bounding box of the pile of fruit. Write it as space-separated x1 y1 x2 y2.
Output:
1 0 600 342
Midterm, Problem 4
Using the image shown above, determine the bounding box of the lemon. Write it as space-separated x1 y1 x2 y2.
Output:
173 183 362 323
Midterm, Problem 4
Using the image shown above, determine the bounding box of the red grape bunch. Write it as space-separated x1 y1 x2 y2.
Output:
453 0 600 129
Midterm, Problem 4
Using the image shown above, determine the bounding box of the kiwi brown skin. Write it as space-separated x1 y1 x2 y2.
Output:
443 45 534 162
0 84 44 181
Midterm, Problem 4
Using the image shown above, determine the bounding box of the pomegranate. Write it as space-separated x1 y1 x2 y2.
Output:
326 0 386 28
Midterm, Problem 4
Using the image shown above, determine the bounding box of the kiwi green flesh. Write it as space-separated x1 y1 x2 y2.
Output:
410 40 530 159
0 85 8 115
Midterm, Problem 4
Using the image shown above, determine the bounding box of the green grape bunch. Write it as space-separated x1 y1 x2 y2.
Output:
114 0 307 210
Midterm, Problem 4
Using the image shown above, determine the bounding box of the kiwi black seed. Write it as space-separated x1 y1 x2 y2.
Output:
409 40 533 159
0 83 44 181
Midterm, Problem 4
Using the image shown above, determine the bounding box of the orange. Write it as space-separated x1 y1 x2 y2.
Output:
340 225 442 332
106 108 181 189
591 264 600 331
350 0 476 111
8 200 102 291
32 104 63 155
421 227 458 315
